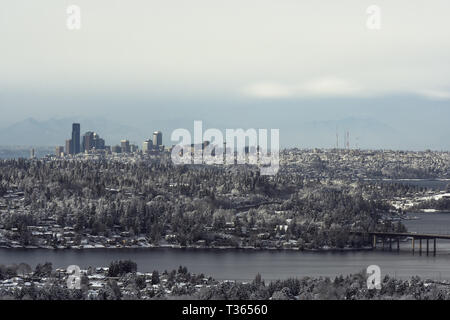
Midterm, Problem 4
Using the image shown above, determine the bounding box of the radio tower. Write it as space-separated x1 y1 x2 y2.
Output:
336 126 339 149
346 131 350 150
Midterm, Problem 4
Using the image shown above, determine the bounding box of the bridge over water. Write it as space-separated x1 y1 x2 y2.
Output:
350 231 450 256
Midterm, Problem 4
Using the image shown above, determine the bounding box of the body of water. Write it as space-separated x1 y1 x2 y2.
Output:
0 212 449 281
0 245 450 281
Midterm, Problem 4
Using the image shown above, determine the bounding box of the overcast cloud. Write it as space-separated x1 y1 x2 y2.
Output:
1 0 450 99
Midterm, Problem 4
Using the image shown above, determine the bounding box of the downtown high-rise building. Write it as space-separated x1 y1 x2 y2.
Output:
65 139 73 155
93 133 105 150
121 139 130 153
153 131 162 148
82 132 106 152
82 131 94 152
142 139 153 153
55 146 64 157
71 123 81 154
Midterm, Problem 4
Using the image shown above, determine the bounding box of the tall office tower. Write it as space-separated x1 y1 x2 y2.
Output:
65 139 73 155
153 131 162 148
142 139 153 153
121 139 130 153
82 131 95 152
55 146 64 157
72 123 81 154
92 132 105 150
30 148 35 159
93 133 105 150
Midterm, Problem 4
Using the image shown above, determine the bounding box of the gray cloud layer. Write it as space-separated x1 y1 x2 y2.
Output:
1 0 450 98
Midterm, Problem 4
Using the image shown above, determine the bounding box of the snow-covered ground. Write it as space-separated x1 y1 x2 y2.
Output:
390 192 450 211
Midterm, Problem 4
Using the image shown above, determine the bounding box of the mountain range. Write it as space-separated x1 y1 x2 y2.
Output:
0 116 440 151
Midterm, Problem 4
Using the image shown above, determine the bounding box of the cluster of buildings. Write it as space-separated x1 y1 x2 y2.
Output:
55 123 106 157
142 131 163 153
114 131 163 154
0 265 217 300
54 123 164 157
0 221 154 249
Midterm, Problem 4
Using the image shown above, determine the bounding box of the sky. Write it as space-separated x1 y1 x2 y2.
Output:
0 0 449 149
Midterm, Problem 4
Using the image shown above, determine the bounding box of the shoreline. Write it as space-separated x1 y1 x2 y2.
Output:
0 244 375 253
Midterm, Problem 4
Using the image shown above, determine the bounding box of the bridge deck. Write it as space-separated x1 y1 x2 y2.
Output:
350 231 450 240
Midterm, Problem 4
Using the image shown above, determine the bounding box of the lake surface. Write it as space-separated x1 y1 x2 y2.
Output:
2 246 450 281
1 211 450 281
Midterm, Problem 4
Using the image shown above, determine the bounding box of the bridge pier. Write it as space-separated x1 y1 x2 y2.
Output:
350 232 443 256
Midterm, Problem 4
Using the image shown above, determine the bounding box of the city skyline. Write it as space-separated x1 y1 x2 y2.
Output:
57 122 164 156
0 107 449 151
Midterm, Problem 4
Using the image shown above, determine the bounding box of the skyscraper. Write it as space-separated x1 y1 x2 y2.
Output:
55 146 64 157
82 132 105 152
93 133 105 150
72 123 81 154
153 131 162 148
142 139 153 153
121 139 130 153
82 131 94 152
65 139 73 155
